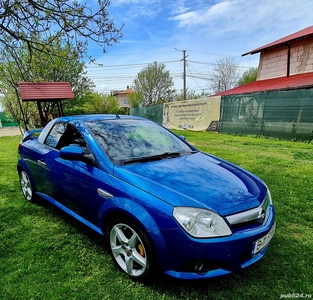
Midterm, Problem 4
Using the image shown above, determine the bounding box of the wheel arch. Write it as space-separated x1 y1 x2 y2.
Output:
17 159 30 173
101 199 164 243
17 161 38 202
17 161 36 191
99 197 170 271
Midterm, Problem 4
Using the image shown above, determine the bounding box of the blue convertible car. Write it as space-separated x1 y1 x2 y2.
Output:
17 114 275 281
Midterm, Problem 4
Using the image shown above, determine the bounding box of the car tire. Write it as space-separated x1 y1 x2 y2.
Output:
19 170 35 203
106 218 156 281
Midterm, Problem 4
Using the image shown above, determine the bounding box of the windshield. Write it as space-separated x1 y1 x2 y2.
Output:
85 118 194 165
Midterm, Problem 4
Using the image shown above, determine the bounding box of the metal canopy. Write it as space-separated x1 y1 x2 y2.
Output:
212 72 313 96
242 25 313 56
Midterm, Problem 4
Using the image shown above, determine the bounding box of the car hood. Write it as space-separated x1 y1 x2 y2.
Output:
113 152 266 216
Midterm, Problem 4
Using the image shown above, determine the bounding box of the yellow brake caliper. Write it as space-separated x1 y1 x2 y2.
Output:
137 243 145 257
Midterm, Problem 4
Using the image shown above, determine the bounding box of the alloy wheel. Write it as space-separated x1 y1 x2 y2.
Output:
109 222 147 278
19 171 33 202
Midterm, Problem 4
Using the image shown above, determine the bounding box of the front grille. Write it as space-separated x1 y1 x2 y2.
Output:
226 193 271 230
231 219 264 231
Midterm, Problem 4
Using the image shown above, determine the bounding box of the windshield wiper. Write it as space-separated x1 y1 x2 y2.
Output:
123 151 197 165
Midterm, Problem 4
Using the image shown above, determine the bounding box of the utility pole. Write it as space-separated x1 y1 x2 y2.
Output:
183 50 187 100
175 48 187 100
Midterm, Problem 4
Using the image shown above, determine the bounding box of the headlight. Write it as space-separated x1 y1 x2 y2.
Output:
173 207 232 238
265 187 273 205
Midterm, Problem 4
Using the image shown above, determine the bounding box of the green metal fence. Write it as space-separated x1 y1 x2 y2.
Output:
219 89 313 140
0 112 18 127
130 89 313 140
130 104 163 125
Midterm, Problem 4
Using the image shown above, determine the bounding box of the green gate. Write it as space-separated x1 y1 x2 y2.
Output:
0 112 19 127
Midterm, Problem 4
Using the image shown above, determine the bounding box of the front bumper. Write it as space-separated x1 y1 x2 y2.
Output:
160 205 275 280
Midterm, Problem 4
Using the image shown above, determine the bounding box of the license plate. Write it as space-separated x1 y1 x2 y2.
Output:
252 223 276 256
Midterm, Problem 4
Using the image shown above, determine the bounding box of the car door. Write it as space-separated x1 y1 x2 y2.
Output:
52 155 102 224
25 139 59 197
27 122 65 197
45 122 116 226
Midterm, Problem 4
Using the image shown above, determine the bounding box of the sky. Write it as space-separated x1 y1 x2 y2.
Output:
85 0 313 95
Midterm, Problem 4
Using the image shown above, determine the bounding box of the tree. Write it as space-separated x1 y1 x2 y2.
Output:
127 92 142 108
0 0 123 62
82 92 119 114
238 67 258 86
1 90 37 133
25 39 95 116
132 62 176 106
174 89 198 101
208 54 240 94
0 39 94 132
0 50 37 133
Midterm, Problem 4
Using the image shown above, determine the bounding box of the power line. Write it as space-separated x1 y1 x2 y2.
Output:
88 50 178 58
86 60 180 69
84 52 254 92
187 61 209 80
186 62 208 92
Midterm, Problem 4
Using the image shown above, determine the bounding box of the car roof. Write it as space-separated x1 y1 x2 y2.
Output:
56 114 145 123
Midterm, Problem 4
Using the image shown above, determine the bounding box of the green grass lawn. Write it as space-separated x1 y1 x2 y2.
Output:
1 133 312 300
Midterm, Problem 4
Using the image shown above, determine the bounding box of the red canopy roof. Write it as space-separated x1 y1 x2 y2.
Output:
213 72 313 96
242 26 313 56
18 82 74 101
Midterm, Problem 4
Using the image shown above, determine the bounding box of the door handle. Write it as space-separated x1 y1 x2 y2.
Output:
97 188 114 199
37 160 46 167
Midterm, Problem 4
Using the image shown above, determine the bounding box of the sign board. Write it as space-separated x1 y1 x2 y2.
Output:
163 97 221 131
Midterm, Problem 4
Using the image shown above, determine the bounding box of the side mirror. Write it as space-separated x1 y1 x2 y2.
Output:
60 145 98 167
60 145 84 160
179 135 186 141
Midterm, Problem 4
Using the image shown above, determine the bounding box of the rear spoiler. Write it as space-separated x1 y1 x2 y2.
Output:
22 129 43 142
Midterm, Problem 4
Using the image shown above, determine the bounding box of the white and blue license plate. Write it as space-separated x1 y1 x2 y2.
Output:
252 223 276 256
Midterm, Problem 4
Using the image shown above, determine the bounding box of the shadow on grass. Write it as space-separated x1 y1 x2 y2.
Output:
29 195 285 299
34 196 106 246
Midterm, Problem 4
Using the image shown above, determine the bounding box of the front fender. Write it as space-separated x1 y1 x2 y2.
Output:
98 196 172 272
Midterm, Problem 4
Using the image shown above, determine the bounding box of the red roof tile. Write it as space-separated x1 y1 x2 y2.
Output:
18 82 74 101
213 72 313 96
242 26 313 56
112 87 134 96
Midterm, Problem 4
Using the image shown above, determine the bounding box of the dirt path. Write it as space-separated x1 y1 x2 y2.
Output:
0 127 21 137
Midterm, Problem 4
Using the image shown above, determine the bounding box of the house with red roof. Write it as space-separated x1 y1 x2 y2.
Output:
214 26 313 139
112 86 134 109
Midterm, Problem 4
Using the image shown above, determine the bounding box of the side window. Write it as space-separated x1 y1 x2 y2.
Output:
45 123 66 148
45 123 86 150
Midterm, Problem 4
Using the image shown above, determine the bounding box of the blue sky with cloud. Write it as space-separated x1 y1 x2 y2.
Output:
86 0 313 94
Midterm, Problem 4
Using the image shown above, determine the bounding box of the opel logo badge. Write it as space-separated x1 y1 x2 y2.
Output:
258 209 266 223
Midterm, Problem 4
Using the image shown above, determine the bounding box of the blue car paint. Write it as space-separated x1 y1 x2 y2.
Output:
17 114 275 280
97 194 174 272
36 191 104 235
114 152 264 216
161 205 275 279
